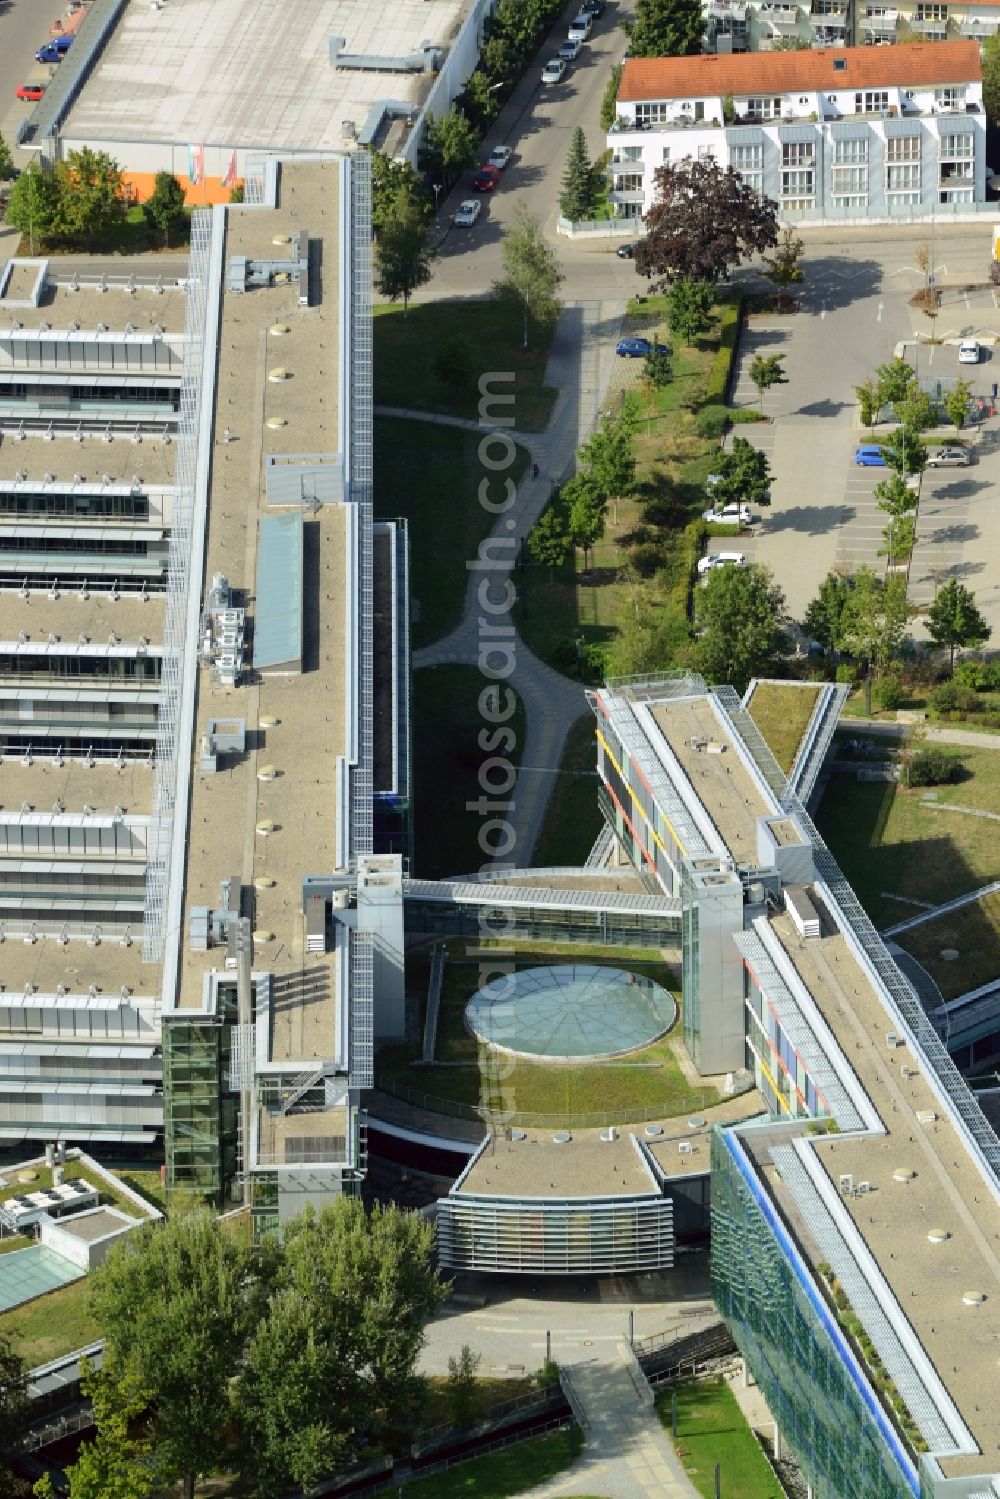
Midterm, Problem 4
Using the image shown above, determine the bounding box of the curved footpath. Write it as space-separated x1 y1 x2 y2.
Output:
401 297 627 863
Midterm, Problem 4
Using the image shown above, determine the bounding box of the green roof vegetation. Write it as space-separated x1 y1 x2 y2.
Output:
746 682 821 775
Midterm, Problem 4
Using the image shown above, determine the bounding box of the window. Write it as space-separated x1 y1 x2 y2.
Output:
731 143 763 170
619 145 643 162
742 95 783 118
782 140 815 166
781 168 815 198
887 161 920 191
661 146 671 162
697 144 716 160
615 173 643 192
834 136 868 162
935 86 966 109
855 90 889 113
918 3 948 16
940 132 974 157
636 102 670 123
886 135 920 161
832 165 868 194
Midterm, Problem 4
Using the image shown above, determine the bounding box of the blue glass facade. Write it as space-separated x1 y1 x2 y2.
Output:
710 1127 919 1499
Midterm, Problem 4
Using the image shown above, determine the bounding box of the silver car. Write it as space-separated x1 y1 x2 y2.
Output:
925 446 971 468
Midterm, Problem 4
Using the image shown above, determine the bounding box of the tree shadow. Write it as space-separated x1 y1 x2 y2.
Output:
796 254 883 313
763 503 856 536
794 399 849 418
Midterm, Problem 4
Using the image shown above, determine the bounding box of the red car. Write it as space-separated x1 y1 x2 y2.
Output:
472 165 500 192
16 82 46 102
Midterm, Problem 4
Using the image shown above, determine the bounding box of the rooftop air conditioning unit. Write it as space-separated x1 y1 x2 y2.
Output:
839 1173 853 1194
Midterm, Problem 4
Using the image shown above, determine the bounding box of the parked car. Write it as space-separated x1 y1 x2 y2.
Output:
581 0 607 14
559 38 582 61
616 336 669 358
472 165 500 192
854 444 886 466
453 199 482 227
568 12 594 41
541 57 567 83
958 338 981 365
697 551 747 575
15 82 46 101
617 241 638 259
36 35 73 61
925 445 971 467
703 502 752 526
488 145 512 171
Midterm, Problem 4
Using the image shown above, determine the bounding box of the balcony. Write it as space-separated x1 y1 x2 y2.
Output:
912 14 949 36
960 17 999 34
707 0 751 17
611 156 648 172
859 9 899 33
608 188 646 207
759 2 803 28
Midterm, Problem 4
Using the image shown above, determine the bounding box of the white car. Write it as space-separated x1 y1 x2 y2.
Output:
958 339 981 364
703 502 752 526
697 551 747 576
453 198 482 227
488 145 513 171
925 445 970 468
568 12 594 41
559 38 582 61
541 57 567 83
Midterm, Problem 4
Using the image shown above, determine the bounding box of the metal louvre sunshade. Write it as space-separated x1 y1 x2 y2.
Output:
464 963 678 1061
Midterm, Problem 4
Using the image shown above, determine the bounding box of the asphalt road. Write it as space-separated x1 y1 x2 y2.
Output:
0 0 61 169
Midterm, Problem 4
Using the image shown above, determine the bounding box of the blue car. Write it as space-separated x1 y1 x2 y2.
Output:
854 444 886 467
616 337 669 358
36 35 73 63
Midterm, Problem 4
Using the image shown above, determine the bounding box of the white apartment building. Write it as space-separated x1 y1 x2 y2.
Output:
609 42 985 223
704 0 1000 54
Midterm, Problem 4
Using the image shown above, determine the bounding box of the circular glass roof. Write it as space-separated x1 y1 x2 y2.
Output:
464 964 677 1062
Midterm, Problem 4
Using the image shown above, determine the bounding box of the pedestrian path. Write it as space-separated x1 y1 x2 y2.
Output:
519 1356 700 1499
408 297 626 863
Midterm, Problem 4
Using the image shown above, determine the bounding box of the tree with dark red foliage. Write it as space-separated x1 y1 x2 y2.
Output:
635 157 779 289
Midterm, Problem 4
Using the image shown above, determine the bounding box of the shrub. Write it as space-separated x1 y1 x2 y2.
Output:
953 660 984 692
875 676 904 711
928 680 977 716
835 662 856 685
729 407 768 424
643 347 673 389
703 298 741 405
976 660 1000 693
907 746 962 786
696 404 729 439
629 540 667 577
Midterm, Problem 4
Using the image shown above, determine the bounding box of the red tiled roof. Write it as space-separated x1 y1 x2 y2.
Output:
618 41 981 101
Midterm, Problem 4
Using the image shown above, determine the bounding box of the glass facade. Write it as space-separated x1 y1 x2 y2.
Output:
163 1018 235 1199
404 891 679 948
711 1128 919 1499
681 862 701 1067
437 1194 674 1274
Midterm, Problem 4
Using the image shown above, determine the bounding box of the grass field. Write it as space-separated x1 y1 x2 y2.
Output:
375 946 723 1124
0 1277 98 1367
373 302 558 433
411 667 525 881
746 682 821 774
512 294 740 678
374 419 528 651
400 1427 581 1498
659 1377 783 1499
895 890 1000 1000
531 715 603 867
815 754 1000 928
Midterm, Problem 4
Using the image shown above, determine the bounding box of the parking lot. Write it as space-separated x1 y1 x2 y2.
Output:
721 261 1000 640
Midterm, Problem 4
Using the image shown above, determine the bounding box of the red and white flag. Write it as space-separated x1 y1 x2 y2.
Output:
222 149 238 191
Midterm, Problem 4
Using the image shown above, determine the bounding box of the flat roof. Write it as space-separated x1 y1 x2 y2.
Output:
256 1104 349 1167
175 161 349 1063
0 758 153 818
0 277 188 338
55 1206 130 1242
62 0 470 154
762 906 1000 1477
0 437 177 490
648 696 773 865
0 594 164 650
457 1090 765 1198
1 928 156 999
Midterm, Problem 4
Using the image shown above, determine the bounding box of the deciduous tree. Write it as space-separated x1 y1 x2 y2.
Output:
47 1357 155 1499
374 188 434 315
762 225 805 285
710 435 772 509
665 278 713 345
983 34 1000 123
577 397 638 512
0 1332 28 1499
927 579 991 671
637 158 778 289
55 148 126 250
446 1346 482 1429
696 563 786 689
0 133 14 183
492 203 563 348
5 164 61 253
142 171 187 248
89 1210 255 1499
749 353 788 410
944 378 973 434
880 424 926 479
366 148 429 236
804 572 851 660
600 63 623 130
874 355 916 412
854 379 880 430
418 108 478 190
564 473 607 567
527 501 572 572
839 566 914 699
626 0 705 57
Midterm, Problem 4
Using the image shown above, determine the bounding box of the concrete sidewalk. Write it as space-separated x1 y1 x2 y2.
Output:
520 1357 701 1499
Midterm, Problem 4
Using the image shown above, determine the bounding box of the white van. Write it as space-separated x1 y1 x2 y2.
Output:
568 13 594 41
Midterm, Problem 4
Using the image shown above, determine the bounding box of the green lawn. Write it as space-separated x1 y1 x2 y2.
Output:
532 715 603 867
376 946 724 1125
0 1276 98 1368
746 682 821 774
513 294 740 678
815 759 1000 928
412 667 525 881
658 1377 783 1499
0 1160 150 1220
373 301 558 433
401 1427 582 1498
896 890 1000 1000
375 418 528 651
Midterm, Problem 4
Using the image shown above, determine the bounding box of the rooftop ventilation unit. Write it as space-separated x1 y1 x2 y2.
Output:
600 1127 617 1142
839 1173 853 1194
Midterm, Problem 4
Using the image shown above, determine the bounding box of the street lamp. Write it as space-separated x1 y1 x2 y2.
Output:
432 182 441 213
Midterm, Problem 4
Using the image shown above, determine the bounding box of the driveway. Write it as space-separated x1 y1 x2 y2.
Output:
0 0 60 172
